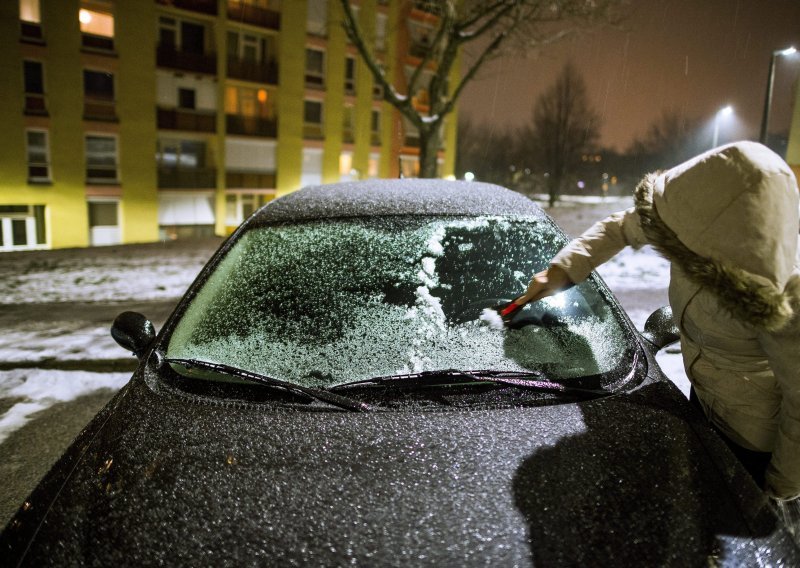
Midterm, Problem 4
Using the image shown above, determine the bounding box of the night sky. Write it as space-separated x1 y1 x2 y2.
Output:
459 0 800 152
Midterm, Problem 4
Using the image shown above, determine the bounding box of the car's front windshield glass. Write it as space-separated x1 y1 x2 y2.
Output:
166 216 633 388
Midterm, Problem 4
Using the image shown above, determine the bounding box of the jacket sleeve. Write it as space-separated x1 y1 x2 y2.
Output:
760 307 800 500
550 207 649 283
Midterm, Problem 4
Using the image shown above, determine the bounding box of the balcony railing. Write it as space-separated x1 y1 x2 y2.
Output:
156 0 217 16
157 45 217 74
226 114 277 137
84 97 117 121
158 167 217 189
81 33 114 52
157 107 217 132
227 57 278 84
227 1 280 30
226 171 276 189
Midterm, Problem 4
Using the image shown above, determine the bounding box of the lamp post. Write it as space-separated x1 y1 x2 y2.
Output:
712 105 733 148
759 46 797 144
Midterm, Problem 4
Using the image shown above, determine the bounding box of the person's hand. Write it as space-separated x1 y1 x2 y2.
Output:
514 265 574 307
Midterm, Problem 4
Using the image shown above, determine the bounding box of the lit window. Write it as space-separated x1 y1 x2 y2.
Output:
79 8 114 37
26 130 50 182
19 0 40 23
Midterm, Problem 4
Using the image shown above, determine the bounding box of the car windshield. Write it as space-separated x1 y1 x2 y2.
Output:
166 215 634 389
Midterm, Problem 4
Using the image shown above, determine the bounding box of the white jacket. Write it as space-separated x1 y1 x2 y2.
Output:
551 141 800 498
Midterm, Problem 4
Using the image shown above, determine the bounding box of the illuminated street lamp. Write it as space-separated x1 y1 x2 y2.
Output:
712 105 733 148
759 46 797 144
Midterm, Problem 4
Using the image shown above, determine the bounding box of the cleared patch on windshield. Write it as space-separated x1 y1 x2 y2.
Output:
167 217 628 388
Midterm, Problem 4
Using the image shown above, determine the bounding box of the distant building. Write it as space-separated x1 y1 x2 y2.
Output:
0 0 457 251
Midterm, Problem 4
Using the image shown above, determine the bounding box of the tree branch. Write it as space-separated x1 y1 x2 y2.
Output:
338 0 422 127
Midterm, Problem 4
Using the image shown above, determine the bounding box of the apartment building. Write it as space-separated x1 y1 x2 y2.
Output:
0 0 458 251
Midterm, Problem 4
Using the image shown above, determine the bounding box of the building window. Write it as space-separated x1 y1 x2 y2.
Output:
305 48 325 88
345 56 356 94
79 5 114 51
85 135 118 184
0 205 46 250
303 99 323 139
375 13 387 51
83 69 115 120
20 0 40 22
178 88 197 110
20 0 42 41
224 193 272 226
306 0 327 36
371 109 381 145
87 200 121 246
159 17 206 54
26 130 50 182
23 60 46 114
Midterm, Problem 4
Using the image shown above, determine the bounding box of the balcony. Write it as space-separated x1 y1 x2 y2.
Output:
24 94 47 116
226 114 277 137
81 33 114 53
227 57 278 84
157 107 217 133
157 45 217 74
227 1 280 30
156 0 217 16
158 167 217 189
84 97 117 121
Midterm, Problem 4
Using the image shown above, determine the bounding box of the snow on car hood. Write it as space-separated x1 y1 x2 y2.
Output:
4 374 796 567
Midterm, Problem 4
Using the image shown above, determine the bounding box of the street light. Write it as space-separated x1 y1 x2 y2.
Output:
759 46 797 144
712 105 734 148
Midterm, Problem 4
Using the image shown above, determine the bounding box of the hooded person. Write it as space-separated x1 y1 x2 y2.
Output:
516 141 800 500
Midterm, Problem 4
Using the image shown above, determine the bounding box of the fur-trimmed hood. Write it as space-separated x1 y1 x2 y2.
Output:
634 141 800 331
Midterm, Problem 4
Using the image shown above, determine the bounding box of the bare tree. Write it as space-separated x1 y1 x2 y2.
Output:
627 109 706 175
339 0 626 178
522 62 600 206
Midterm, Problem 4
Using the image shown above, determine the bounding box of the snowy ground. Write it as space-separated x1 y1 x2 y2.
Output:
0 197 688 453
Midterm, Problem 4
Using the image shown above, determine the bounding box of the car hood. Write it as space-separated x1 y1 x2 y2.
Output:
3 372 797 567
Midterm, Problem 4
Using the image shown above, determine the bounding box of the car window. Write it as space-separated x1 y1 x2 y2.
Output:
166 216 634 388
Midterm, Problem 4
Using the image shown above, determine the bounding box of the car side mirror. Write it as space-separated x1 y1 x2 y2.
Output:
641 306 680 351
111 311 156 360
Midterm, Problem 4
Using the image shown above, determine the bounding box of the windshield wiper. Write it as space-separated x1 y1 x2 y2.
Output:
330 369 609 398
165 358 372 412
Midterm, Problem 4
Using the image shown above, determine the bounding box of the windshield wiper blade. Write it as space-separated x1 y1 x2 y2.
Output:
165 358 372 412
331 369 609 398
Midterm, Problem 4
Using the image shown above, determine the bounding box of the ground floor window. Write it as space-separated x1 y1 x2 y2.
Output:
224 192 274 228
88 199 120 246
0 205 46 251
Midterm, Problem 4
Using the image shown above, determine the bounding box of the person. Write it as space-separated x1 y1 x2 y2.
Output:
515 141 800 501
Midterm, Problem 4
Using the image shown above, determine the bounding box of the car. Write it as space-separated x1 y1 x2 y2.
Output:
2 179 798 566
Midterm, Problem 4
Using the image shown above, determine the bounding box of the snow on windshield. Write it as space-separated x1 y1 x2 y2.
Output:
167 216 629 387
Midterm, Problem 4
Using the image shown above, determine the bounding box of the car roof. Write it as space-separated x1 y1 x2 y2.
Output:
252 179 546 224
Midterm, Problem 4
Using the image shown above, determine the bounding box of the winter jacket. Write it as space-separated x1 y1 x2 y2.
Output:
550 141 800 499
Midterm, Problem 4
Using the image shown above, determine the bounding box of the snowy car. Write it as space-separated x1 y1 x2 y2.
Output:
2 180 798 566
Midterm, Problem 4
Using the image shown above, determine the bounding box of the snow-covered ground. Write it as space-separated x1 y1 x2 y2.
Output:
0 199 689 445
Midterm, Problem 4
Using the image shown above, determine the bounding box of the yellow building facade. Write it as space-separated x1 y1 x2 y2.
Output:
0 0 458 251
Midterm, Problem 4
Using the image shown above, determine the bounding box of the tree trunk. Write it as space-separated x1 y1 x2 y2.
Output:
547 174 561 207
417 127 442 178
